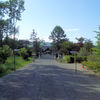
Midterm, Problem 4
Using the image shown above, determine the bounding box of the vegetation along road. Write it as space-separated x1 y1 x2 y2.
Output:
0 54 100 100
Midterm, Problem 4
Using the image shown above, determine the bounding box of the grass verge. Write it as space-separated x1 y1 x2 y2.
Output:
0 56 33 77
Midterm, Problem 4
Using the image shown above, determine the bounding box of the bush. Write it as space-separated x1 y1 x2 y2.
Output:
0 45 13 64
61 55 87 63
78 47 89 56
82 55 100 70
61 55 73 63
0 65 7 73
76 56 87 63
65 55 71 63
69 56 74 63
20 48 29 60
87 55 100 62
85 61 100 70
27 47 33 57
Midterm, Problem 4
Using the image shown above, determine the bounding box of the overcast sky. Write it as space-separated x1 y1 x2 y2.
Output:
16 0 100 43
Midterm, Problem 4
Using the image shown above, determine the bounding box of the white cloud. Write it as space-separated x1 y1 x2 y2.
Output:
65 28 80 32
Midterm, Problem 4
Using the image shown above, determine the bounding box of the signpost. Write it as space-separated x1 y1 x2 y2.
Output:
14 49 20 71
70 51 77 73
70 51 76 54
14 49 20 52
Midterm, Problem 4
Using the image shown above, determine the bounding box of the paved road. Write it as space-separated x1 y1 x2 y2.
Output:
0 54 100 100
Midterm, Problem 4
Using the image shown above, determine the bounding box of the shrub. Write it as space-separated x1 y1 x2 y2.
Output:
82 55 100 70
61 55 73 63
76 56 87 63
87 55 100 62
27 47 33 57
62 55 87 63
20 48 29 60
0 45 13 64
65 55 71 63
87 61 100 70
69 56 74 63
78 47 89 56
0 65 7 73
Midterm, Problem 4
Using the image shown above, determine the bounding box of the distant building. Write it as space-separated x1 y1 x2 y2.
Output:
42 45 52 54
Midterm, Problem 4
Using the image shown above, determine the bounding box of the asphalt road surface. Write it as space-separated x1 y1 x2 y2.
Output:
0 54 100 100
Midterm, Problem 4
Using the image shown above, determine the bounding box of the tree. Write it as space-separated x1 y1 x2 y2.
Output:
0 1 13 47
17 40 31 49
49 26 67 52
0 1 8 18
33 38 41 56
78 47 89 56
76 37 85 48
3 37 18 49
30 29 37 41
30 29 41 56
60 41 79 55
7 0 25 47
6 0 25 70
0 20 7 47
83 39 93 52
93 28 100 55
7 0 25 21
20 48 29 60
0 19 12 47
0 45 13 64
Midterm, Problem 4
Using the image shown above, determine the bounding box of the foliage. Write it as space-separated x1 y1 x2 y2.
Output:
76 55 87 63
60 41 79 54
6 56 33 70
0 45 13 64
49 26 67 51
17 40 31 49
0 65 7 73
19 48 29 60
78 47 89 56
30 29 37 41
82 61 100 70
49 26 66 42
30 29 41 57
0 1 7 18
0 19 9 47
76 37 85 43
81 29 100 72
0 0 25 46
0 56 33 77
93 29 100 55
33 39 41 56
61 55 87 63
82 55 100 70
3 37 17 49
27 47 33 57
7 0 25 20
76 37 85 49
3 37 32 49
83 39 93 52
61 55 71 63
6 0 25 54
87 55 99 62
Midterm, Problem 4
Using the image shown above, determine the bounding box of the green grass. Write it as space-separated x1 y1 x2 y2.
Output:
0 56 33 77
0 70 12 77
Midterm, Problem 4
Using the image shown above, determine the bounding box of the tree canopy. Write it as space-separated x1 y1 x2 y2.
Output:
49 26 67 52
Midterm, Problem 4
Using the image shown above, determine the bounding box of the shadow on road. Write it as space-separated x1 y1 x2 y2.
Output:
0 55 100 100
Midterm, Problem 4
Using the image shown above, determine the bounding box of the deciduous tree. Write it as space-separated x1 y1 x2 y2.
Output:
49 26 67 52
